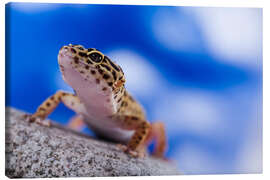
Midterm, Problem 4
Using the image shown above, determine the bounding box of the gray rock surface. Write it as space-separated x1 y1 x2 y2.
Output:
5 107 180 178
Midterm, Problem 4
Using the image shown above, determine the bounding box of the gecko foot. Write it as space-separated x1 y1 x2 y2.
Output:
117 144 146 158
152 154 171 162
23 114 51 127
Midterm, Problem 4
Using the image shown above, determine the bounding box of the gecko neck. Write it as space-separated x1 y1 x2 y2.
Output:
62 63 117 118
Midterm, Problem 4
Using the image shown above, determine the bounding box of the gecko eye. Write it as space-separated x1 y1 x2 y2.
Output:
88 52 103 63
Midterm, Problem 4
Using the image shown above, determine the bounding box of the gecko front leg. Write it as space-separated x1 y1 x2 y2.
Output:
112 114 151 157
27 90 85 126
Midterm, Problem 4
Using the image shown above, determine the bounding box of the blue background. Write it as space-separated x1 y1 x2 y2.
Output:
6 2 262 174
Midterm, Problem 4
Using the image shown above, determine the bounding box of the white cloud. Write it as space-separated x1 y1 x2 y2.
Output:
151 9 200 52
191 8 262 67
234 95 262 173
235 136 262 174
9 3 61 13
153 89 227 136
172 143 220 174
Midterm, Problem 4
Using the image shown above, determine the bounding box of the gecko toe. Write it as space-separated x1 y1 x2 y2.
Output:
126 149 145 158
23 114 51 127
36 119 51 127
117 144 128 151
23 114 36 123
117 145 145 158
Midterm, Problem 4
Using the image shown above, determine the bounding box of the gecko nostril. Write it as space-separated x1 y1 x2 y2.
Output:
61 47 69 54
60 46 67 51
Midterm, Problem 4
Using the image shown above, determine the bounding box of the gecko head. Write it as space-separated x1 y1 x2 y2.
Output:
58 44 126 91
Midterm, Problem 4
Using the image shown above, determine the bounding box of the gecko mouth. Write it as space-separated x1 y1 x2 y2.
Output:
58 47 77 62
58 47 73 62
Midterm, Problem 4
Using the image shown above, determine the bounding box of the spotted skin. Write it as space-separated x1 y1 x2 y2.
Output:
27 44 167 158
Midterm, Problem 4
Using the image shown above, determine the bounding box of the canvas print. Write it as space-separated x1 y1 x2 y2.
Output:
5 2 262 177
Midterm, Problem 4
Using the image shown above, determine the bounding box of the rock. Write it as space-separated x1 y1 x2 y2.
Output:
5 107 180 178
